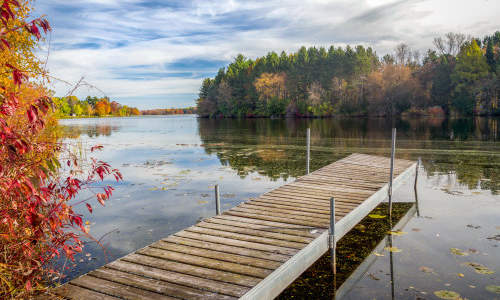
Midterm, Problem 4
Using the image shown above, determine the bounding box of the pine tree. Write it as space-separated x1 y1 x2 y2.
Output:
486 40 496 73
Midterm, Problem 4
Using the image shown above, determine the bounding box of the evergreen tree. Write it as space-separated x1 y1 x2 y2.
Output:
451 40 489 115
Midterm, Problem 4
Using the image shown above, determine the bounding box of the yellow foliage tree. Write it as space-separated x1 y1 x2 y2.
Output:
254 72 287 102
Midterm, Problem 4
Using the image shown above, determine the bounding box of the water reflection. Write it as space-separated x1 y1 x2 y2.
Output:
198 117 500 193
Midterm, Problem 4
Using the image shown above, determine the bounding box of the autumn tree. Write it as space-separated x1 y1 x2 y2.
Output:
0 2 122 297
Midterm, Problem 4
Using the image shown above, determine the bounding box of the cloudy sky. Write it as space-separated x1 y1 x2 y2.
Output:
34 0 500 109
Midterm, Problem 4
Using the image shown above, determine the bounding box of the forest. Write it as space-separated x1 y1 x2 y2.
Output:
53 95 141 117
197 32 500 118
141 107 197 115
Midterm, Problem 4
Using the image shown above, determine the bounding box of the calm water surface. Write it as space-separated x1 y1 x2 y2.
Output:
57 115 499 299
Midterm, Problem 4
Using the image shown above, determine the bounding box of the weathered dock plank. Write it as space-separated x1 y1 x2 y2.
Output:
42 153 415 300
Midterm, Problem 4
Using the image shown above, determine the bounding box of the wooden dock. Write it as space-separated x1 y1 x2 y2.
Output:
45 153 416 300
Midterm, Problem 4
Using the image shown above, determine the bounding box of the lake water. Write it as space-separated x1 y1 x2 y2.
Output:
57 115 499 299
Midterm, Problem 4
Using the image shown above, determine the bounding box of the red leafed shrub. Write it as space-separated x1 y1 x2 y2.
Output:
0 1 121 297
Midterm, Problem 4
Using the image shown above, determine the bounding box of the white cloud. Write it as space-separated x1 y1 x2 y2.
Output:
35 0 500 109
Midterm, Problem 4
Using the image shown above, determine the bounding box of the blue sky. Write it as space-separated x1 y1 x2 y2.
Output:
34 0 500 109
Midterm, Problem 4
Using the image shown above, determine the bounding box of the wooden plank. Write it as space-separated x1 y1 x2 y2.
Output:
137 247 272 278
229 207 336 226
257 195 360 210
248 199 352 215
175 230 297 256
122 253 261 287
239 203 332 220
272 184 372 197
185 226 306 249
71 275 175 300
196 220 314 243
51 283 119 300
165 235 290 262
208 216 320 238
296 179 380 191
283 183 374 195
213 215 322 238
151 240 282 269
253 197 357 212
224 210 329 228
89 268 236 300
106 260 248 298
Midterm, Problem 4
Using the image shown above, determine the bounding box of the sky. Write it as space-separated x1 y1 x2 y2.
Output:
34 0 500 109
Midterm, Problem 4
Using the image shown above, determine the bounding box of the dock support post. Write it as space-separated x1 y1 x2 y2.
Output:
215 184 221 215
388 128 396 220
414 157 420 217
329 197 336 275
306 128 311 174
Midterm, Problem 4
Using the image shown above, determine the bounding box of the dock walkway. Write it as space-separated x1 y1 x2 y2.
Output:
46 153 416 300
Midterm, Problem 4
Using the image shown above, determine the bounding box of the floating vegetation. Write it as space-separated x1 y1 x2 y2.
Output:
384 246 402 253
197 200 208 205
149 187 159 191
466 224 481 229
433 290 461 299
368 214 386 219
486 234 500 241
450 248 469 256
462 262 495 274
388 230 407 236
419 266 435 274
486 285 500 294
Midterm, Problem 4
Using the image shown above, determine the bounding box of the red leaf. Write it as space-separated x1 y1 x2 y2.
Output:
25 280 32 291
0 38 10 49
26 105 38 123
86 203 92 214
96 194 105 206
90 145 103 152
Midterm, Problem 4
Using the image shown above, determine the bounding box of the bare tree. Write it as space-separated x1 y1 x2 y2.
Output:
395 43 411 65
412 50 421 66
433 32 468 56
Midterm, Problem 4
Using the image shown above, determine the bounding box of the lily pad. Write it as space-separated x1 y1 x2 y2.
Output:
419 266 434 273
388 230 407 236
369 214 386 219
462 262 495 274
486 285 500 294
434 290 460 299
450 248 469 256
384 246 402 253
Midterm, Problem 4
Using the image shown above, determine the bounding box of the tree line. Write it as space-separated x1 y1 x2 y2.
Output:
141 107 196 115
53 96 141 117
197 32 500 117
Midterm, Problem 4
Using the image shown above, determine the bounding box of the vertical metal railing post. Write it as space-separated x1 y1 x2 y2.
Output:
414 157 421 217
215 184 221 215
329 197 336 275
306 128 311 174
388 128 396 220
